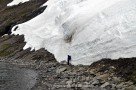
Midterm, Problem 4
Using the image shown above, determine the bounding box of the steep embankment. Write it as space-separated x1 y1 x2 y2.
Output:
0 0 136 90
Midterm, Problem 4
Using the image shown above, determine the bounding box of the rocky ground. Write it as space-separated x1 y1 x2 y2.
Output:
0 0 136 90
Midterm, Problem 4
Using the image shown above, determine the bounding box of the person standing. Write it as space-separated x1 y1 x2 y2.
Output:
67 55 71 65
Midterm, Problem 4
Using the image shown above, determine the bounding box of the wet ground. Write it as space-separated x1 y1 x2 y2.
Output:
0 62 37 90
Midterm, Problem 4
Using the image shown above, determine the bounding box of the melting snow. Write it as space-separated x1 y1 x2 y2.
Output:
12 0 136 65
7 0 29 6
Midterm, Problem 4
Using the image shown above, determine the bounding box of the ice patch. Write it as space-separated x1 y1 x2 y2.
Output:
7 0 29 6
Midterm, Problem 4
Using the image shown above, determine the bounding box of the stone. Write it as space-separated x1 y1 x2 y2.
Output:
101 82 110 88
92 78 101 86
99 74 109 81
66 80 73 87
112 77 121 83
56 67 67 73
60 61 67 65
124 85 136 90
116 82 125 89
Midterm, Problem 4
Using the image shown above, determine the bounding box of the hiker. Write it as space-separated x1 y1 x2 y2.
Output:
67 55 71 65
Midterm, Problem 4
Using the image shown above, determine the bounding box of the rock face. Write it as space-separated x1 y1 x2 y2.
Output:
0 0 136 90
0 0 47 36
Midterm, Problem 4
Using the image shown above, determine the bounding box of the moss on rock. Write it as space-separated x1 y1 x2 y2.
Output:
0 51 12 57
0 44 12 57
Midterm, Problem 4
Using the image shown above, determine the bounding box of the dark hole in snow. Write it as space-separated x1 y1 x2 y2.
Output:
4 22 17 35
64 34 73 43
13 26 19 31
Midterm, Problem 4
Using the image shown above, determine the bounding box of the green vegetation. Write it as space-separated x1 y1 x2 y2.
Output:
1 44 11 50
0 51 12 57
0 44 12 57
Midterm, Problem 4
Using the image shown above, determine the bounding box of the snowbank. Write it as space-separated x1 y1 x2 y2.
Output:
7 0 29 6
12 0 136 65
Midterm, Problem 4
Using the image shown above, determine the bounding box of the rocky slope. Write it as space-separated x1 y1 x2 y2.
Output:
0 0 136 90
0 0 47 36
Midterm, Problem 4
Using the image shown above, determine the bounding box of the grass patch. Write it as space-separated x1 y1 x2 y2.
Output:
0 44 12 57
0 51 12 57
1 44 11 50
